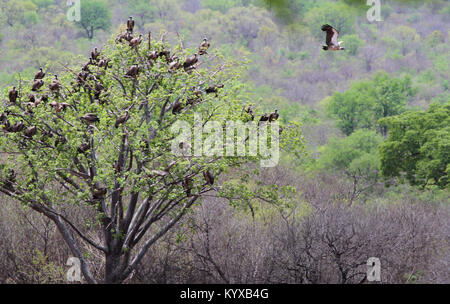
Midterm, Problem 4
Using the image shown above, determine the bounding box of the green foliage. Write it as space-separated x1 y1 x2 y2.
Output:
340 34 365 56
78 0 111 39
316 129 382 181
327 72 415 136
379 102 450 189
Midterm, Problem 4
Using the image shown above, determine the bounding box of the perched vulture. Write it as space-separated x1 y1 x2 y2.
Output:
259 113 269 122
269 109 279 122
172 100 183 114
183 53 198 71
159 50 171 62
148 50 158 61
115 110 130 128
321 24 345 51
205 84 224 96
182 177 193 196
49 75 62 91
129 34 143 48
91 47 100 61
98 58 109 69
34 67 45 80
127 16 135 33
93 187 107 200
9 121 25 133
203 170 214 186
9 87 18 104
32 79 44 91
80 113 99 124
77 143 90 154
126 64 140 78
82 58 94 72
28 94 36 103
24 126 37 138
50 102 71 113
198 38 210 55
245 105 254 121
168 58 181 72
0 112 7 123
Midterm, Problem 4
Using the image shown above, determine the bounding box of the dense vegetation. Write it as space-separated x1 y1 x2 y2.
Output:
0 0 448 283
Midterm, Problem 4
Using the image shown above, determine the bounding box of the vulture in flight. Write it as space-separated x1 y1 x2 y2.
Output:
9 87 18 104
199 38 210 55
321 24 344 51
34 67 45 80
127 16 135 33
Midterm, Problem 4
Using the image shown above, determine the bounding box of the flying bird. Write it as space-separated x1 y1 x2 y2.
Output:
321 24 345 51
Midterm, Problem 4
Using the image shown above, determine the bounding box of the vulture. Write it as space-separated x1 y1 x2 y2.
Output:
127 16 135 33
172 100 183 114
50 102 71 113
148 50 158 61
9 121 25 133
24 126 37 138
9 87 18 103
49 75 62 91
0 112 7 124
98 58 109 69
269 109 279 122
198 38 210 55
159 50 171 62
34 67 45 80
129 34 143 48
245 105 254 121
115 110 130 128
77 143 90 154
126 64 140 78
93 187 107 200
91 47 100 61
168 58 181 72
80 113 99 124
182 177 193 196
32 79 44 91
259 113 269 122
183 53 198 71
205 84 224 96
203 170 214 186
321 24 345 51
82 58 94 71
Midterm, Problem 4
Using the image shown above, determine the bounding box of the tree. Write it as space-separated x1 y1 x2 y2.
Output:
316 129 383 204
77 0 111 39
327 72 415 136
379 102 450 189
0 30 298 283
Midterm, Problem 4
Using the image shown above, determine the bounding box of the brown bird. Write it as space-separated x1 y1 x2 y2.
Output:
49 75 62 91
32 79 44 91
82 58 94 72
93 187 107 200
172 100 183 114
182 176 193 196
126 64 140 78
9 87 18 104
91 47 100 61
203 170 214 186
50 102 71 113
34 67 45 80
269 109 279 122
9 121 25 133
168 58 181 72
129 34 143 48
259 113 269 122
98 58 109 69
127 16 135 33
24 126 37 138
183 53 198 71
77 143 90 154
115 110 130 128
205 84 224 96
321 24 345 51
159 50 171 62
198 38 210 55
148 50 158 61
80 113 99 124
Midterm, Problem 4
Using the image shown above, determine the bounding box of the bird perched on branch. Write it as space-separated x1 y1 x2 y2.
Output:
127 16 135 33
129 34 143 48
80 113 99 124
205 84 224 96
126 64 140 78
203 170 215 186
34 67 45 80
182 177 193 196
198 38 210 55
24 126 37 138
321 24 344 51
32 79 44 91
259 113 269 122
183 53 198 71
77 143 90 154
9 87 18 104
269 109 279 122
49 75 62 91
115 110 130 128
91 47 101 61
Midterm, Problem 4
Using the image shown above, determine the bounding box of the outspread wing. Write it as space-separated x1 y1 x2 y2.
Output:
331 27 339 46
322 24 339 47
